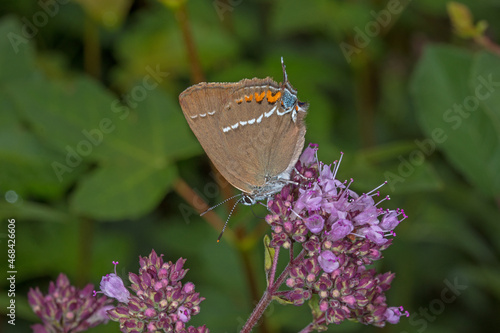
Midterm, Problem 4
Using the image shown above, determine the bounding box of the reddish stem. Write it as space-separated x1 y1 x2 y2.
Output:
268 246 280 284
476 35 500 57
240 249 306 333
298 323 314 333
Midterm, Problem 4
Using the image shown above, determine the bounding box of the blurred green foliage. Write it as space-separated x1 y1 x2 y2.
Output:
0 0 499 332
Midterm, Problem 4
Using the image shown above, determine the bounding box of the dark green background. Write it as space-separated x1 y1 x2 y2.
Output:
1 0 499 332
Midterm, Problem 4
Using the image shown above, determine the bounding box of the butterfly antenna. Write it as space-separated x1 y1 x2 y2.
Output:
249 204 266 219
281 57 288 82
217 197 244 243
200 193 243 216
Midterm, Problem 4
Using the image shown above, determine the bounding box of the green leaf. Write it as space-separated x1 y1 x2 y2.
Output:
0 201 72 224
470 51 500 144
0 118 80 198
263 234 275 285
272 295 293 305
67 89 200 219
271 0 334 36
70 161 178 220
345 142 443 194
447 2 485 38
410 45 500 196
7 74 117 158
112 3 237 89
308 295 327 332
94 89 200 164
6 56 199 218
0 19 82 197
0 16 36 82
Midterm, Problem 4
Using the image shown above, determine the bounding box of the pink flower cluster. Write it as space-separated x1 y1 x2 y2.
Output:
101 250 208 333
266 144 409 328
28 274 112 333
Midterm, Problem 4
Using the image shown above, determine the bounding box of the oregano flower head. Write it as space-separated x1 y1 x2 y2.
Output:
103 250 208 333
265 143 409 329
28 274 112 333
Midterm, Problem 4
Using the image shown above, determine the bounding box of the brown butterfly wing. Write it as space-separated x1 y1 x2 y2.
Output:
264 103 306 178
179 78 307 196
219 78 307 189
179 81 255 194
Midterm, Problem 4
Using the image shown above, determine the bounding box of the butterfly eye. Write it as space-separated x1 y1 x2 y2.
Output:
242 196 255 205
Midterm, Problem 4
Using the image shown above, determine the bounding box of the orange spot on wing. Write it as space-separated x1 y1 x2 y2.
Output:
255 91 265 102
244 94 253 102
236 98 243 104
266 90 281 103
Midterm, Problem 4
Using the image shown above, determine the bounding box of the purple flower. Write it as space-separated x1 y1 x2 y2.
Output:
318 251 339 273
177 306 191 322
31 324 47 333
88 304 115 325
326 219 353 241
295 185 323 212
304 214 324 234
28 274 112 333
106 250 207 333
359 226 388 245
318 163 342 196
299 143 318 164
265 144 407 328
97 261 130 303
380 210 402 231
385 306 410 324
353 206 379 226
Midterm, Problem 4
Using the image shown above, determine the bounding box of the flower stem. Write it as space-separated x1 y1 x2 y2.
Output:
176 2 204 83
83 14 100 79
298 323 314 333
241 249 306 333
268 246 280 284
475 35 500 57
240 290 272 333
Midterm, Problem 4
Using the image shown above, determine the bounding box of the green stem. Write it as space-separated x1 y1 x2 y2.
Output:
83 15 101 79
354 61 376 148
176 2 204 83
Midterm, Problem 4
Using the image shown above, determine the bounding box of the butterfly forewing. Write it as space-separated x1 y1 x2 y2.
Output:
265 105 306 178
179 83 250 191
220 79 306 191
179 67 308 200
